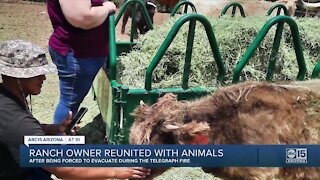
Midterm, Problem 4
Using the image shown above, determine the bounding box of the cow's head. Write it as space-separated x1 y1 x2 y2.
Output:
135 0 157 24
130 93 210 145
146 0 157 21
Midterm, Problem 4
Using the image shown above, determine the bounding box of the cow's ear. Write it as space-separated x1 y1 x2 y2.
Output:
131 100 149 121
140 100 146 107
146 1 157 8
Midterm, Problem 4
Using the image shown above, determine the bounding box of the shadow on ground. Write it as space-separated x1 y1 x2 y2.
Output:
78 114 107 144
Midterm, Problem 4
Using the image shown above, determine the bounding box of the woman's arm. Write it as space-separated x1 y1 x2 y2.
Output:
59 0 116 29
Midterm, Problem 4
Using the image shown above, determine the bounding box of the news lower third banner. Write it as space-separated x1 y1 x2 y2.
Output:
20 136 320 167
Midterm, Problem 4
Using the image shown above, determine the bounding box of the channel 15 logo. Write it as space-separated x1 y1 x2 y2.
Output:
286 148 307 163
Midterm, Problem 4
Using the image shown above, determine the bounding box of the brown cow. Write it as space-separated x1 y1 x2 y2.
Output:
130 80 320 180
121 0 157 38
157 0 180 11
157 0 180 9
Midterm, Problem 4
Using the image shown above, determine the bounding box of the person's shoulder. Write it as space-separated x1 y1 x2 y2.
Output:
1 113 44 138
11 113 41 129
0 97 30 126
0 86 24 112
0 101 42 134
0 87 31 121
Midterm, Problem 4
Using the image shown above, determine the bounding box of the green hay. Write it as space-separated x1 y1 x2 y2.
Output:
117 16 319 89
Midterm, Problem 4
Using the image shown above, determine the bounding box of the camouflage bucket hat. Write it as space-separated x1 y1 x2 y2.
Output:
0 39 57 78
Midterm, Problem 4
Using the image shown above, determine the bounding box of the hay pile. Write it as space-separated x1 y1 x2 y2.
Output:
117 16 319 88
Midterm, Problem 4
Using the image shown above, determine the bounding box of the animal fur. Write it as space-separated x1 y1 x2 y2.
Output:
130 80 320 180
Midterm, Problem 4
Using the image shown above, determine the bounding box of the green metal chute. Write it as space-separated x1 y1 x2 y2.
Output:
145 13 225 90
220 2 246 17
267 3 289 16
232 15 307 83
170 0 197 17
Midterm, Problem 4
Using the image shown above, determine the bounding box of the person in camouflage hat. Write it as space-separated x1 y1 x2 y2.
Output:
0 39 64 179
0 39 150 180
0 39 57 78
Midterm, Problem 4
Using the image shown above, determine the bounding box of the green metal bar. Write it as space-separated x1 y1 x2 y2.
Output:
115 1 128 25
108 14 117 81
220 2 246 17
115 41 138 56
312 60 320 79
266 22 284 81
113 87 122 144
110 80 122 87
145 14 225 91
128 87 216 95
182 20 196 89
267 4 289 16
231 5 236 17
170 0 197 17
109 84 121 144
232 15 307 83
130 4 137 42
183 2 188 14
119 86 129 144
277 8 281 16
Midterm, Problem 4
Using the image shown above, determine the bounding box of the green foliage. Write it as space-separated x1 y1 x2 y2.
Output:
117 16 319 89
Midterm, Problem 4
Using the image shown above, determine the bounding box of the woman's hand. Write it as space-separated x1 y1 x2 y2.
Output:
103 1 116 14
